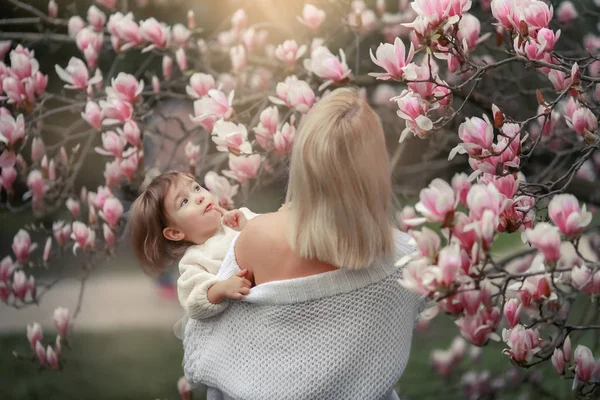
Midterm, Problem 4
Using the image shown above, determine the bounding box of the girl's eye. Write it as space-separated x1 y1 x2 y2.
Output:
180 198 188 207
194 185 200 192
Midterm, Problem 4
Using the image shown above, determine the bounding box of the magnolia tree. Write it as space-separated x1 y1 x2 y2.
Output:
1 0 600 398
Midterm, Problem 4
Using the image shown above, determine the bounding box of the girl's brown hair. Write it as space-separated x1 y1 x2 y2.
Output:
128 171 192 276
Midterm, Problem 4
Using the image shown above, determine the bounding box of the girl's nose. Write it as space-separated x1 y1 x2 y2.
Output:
195 194 205 204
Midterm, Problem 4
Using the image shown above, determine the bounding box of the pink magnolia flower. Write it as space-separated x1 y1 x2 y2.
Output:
479 174 519 199
186 73 215 99
430 348 455 376
287 80 316 113
43 237 51 262
204 171 239 210
55 57 101 89
567 107 598 136
305 46 351 90
191 89 234 124
106 73 143 103
140 18 170 51
2 76 32 107
119 149 139 179
1 166 17 192
52 221 71 246
229 45 246 74
99 97 133 125
93 186 113 209
536 28 561 53
46 346 59 370
556 1 578 25
275 40 307 66
176 48 187 72
452 212 478 252
551 348 565 374
53 307 70 337
75 27 103 68
184 141 201 167
152 75 159 93
0 113 25 168
369 37 415 81
523 223 561 263
120 120 141 147
12 229 37 264
437 245 462 287
415 178 456 224
31 136 46 162
394 90 432 142
449 115 493 160
172 24 191 47
34 341 46 365
547 69 570 92
87 5 106 31
502 325 542 363
113 13 143 50
457 13 481 50
27 169 46 200
0 256 14 282
12 270 28 300
100 197 123 228
503 298 522 328
161 55 173 81
348 4 377 33
273 122 295 154
178 377 192 400
548 194 592 237
410 227 441 260
68 16 85 38
397 258 438 295
211 120 252 154
523 0 553 30
231 9 248 33
104 160 122 187
222 154 261 184
32 71 48 96
27 322 43 350
103 224 115 247
466 183 507 221
95 130 126 158
253 106 279 150
0 41 11 60
455 307 501 346
71 221 96 254
571 265 600 295
564 336 572 362
242 28 268 53
66 198 80 218
297 4 326 31
451 173 471 205
10 49 39 80
81 101 103 129
574 345 596 383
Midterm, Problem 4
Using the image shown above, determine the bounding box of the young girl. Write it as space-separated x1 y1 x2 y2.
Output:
128 171 258 321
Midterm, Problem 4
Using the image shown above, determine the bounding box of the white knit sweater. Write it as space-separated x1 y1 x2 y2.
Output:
183 229 424 400
176 207 258 321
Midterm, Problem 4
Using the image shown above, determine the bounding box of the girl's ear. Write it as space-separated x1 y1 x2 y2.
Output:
163 226 185 241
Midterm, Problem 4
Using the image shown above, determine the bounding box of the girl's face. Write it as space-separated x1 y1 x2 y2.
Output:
162 176 224 245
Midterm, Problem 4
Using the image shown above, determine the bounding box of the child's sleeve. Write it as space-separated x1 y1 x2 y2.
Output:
239 207 259 220
177 248 229 320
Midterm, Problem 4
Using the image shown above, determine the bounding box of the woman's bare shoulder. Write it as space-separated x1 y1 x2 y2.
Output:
235 212 286 268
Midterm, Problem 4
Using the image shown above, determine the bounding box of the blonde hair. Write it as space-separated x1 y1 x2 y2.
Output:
285 87 394 269
128 171 192 276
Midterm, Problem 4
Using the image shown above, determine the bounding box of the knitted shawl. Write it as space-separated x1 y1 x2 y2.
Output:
183 229 423 400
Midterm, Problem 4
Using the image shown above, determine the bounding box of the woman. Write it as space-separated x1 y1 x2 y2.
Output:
183 88 424 400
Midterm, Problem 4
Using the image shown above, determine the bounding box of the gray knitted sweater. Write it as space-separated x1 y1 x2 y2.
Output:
183 229 423 400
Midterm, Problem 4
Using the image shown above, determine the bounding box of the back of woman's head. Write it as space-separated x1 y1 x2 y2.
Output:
285 87 393 269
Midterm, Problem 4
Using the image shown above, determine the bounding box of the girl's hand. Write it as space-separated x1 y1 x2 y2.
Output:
220 269 252 299
222 209 248 231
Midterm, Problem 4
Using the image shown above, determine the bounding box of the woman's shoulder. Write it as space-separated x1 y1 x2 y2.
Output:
235 212 285 261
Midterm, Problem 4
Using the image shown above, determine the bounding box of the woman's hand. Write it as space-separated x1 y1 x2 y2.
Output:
207 270 252 304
